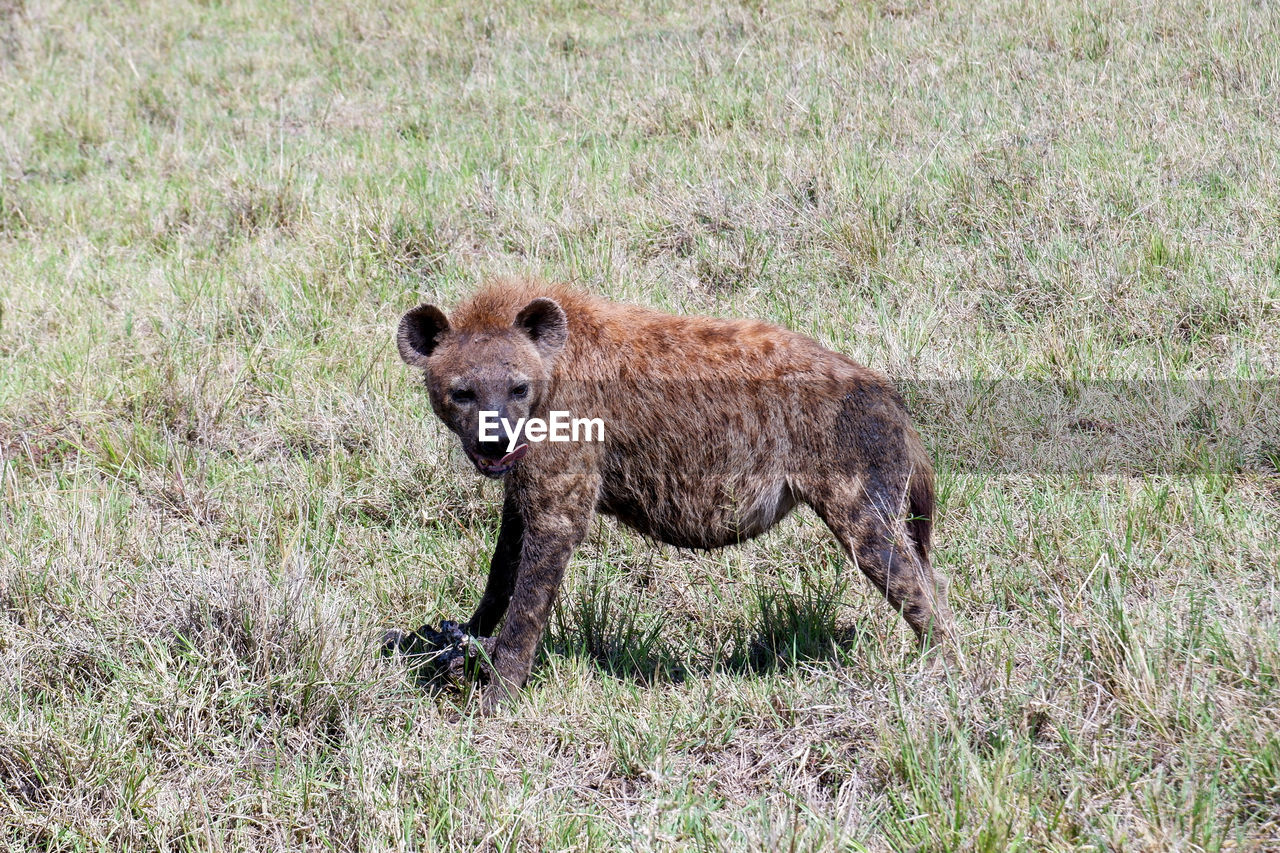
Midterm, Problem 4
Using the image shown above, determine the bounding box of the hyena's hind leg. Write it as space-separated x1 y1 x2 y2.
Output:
807 488 957 654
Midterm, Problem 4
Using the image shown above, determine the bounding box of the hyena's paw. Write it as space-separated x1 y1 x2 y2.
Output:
475 679 518 716
916 637 970 686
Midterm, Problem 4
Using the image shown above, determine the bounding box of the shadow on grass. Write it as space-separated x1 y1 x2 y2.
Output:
540 572 862 685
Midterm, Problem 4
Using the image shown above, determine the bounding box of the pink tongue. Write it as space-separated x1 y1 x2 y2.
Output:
498 444 529 466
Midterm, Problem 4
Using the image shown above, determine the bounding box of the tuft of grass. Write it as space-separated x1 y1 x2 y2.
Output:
547 572 678 683
737 571 850 673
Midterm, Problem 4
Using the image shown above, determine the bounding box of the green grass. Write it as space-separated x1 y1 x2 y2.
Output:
1 0 1279 848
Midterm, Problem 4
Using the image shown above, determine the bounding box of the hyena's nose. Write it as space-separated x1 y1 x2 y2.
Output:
476 409 517 458
476 432 507 458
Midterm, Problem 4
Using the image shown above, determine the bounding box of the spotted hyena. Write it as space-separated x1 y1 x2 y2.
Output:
396 278 957 711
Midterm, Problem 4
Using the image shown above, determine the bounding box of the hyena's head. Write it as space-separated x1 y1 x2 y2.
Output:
397 297 568 478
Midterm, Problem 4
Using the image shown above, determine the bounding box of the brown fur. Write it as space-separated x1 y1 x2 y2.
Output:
397 278 957 711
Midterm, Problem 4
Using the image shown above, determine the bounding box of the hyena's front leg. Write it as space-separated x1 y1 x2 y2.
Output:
479 468 599 714
463 489 523 637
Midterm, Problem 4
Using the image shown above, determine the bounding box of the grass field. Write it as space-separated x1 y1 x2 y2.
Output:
2 0 1279 849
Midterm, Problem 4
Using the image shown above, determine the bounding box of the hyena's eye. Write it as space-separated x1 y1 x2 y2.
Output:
511 382 530 399
450 388 476 405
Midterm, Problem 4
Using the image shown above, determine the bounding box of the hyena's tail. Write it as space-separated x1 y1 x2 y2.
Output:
906 439 935 562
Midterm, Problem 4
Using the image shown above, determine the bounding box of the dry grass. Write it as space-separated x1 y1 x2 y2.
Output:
1 0 1279 849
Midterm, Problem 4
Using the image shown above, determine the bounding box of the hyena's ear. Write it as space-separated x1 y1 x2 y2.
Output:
515 298 568 357
397 304 450 367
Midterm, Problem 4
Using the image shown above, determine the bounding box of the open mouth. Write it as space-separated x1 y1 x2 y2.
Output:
467 443 529 478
